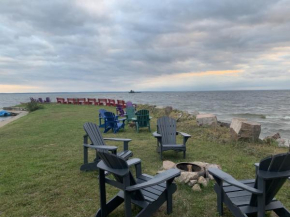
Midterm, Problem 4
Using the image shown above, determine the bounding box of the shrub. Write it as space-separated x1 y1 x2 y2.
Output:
25 101 43 112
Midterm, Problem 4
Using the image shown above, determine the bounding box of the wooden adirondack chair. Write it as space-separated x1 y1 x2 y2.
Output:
96 151 181 217
67 98 78 104
117 100 126 108
209 153 290 217
126 101 137 110
125 107 135 123
44 97 51 103
56 97 67 104
78 98 89 105
116 104 125 117
98 98 107 106
38 98 44 103
99 109 107 128
132 109 151 133
88 98 99 105
104 112 125 133
80 122 133 171
108 99 116 106
153 116 191 160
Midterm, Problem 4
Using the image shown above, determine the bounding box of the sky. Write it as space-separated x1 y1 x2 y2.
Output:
0 0 290 93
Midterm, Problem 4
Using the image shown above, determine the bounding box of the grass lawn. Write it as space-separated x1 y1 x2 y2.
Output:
0 103 289 217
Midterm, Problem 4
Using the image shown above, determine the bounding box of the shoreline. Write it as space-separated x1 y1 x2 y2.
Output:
0 110 28 128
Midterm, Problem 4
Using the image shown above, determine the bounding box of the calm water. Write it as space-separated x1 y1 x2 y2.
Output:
0 90 290 140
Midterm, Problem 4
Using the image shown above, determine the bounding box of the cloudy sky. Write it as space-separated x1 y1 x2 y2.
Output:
0 0 290 93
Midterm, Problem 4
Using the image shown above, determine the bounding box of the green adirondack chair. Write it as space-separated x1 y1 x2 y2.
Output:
125 106 135 123
132 109 151 133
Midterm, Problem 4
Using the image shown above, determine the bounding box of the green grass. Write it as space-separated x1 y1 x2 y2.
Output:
0 104 289 217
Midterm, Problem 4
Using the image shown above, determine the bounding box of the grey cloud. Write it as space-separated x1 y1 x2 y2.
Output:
0 0 290 92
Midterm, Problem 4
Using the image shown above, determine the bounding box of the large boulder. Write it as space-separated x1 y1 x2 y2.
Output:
196 114 217 127
163 161 175 170
230 118 261 142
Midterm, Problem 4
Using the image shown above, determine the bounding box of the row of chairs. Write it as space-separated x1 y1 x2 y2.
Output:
81 119 290 217
30 97 51 103
56 97 129 107
99 109 151 133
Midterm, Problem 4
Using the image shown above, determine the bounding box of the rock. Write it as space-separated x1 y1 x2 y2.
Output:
230 118 261 142
164 106 173 116
264 133 281 144
188 180 198 187
198 176 208 187
163 161 175 170
277 139 289 147
196 114 218 127
176 172 188 183
192 184 202 191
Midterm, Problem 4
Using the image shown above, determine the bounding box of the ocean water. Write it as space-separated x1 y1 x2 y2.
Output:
0 90 289 140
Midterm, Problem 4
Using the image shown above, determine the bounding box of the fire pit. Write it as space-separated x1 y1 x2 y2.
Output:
175 162 205 177
161 160 221 191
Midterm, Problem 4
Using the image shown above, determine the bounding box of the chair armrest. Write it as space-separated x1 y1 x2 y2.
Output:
83 144 117 151
127 158 141 167
97 161 129 177
103 138 132 151
177 131 191 137
152 132 162 138
126 169 180 191
208 168 263 195
103 138 132 142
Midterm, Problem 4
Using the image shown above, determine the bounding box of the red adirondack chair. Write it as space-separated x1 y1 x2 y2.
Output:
87 98 99 105
67 98 78 105
107 99 116 106
117 100 126 108
56 98 67 104
78 98 89 105
98 98 107 106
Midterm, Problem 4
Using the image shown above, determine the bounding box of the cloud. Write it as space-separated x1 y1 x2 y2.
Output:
0 0 290 92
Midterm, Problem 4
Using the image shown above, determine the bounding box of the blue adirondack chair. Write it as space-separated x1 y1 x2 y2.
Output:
99 109 107 128
104 112 125 133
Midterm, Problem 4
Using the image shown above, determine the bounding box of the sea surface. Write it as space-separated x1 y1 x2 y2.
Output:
0 90 289 140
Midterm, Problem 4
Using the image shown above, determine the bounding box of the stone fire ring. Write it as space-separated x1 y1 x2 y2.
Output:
161 160 221 191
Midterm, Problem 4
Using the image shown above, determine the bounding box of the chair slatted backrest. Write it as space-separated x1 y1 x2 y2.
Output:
104 112 117 127
157 116 176 144
99 109 107 118
45 97 51 103
97 151 144 201
250 153 290 206
116 105 125 116
126 101 133 108
83 122 106 146
126 107 135 120
136 110 150 127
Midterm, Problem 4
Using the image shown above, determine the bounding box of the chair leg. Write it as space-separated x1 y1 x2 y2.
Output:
166 186 173 214
124 191 132 217
183 150 186 159
216 180 224 216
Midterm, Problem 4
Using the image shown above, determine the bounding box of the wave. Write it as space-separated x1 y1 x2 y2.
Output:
231 113 266 119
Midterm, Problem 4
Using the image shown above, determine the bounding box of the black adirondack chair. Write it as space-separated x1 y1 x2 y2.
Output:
153 116 191 160
96 151 181 217
80 122 133 171
132 109 151 132
209 153 290 217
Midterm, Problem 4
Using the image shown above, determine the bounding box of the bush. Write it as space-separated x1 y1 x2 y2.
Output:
25 101 43 112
